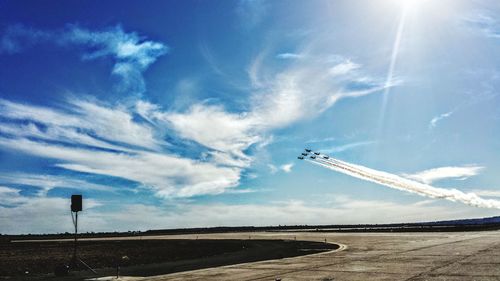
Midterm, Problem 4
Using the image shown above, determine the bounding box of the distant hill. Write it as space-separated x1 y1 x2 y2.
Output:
424 215 500 226
4 216 500 238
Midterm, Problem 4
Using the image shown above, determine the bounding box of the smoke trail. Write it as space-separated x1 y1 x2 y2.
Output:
305 155 500 209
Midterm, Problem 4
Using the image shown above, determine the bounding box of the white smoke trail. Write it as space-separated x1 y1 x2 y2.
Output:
305 155 500 209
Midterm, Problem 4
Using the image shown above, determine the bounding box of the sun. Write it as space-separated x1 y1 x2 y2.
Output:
395 0 430 9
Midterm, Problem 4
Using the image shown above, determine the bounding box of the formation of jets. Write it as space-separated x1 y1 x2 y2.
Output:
297 148 330 160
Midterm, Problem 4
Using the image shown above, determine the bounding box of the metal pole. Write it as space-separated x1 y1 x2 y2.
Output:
73 211 78 265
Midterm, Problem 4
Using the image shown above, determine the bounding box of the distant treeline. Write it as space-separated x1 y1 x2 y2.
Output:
3 215 500 240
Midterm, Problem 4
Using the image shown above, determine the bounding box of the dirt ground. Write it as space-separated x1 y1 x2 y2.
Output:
0 238 337 280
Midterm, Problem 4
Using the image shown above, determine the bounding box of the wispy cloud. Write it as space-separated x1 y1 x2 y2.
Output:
236 0 269 29
0 186 28 206
429 110 454 129
320 140 376 154
148 55 392 168
0 24 51 54
0 25 167 95
68 25 167 95
0 173 114 196
225 187 264 194
403 165 484 184
276 53 303 60
305 137 336 143
268 163 294 174
0 135 242 198
268 164 278 174
245 53 396 130
0 25 396 201
280 163 294 173
328 59 361 76
135 51 395 172
463 12 500 38
0 98 243 198
0 98 162 150
247 51 266 88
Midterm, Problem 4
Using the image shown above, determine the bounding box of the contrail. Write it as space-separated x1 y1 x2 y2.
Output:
305 154 500 209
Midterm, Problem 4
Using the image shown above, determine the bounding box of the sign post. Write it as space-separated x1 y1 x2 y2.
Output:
69 195 97 274
71 194 82 266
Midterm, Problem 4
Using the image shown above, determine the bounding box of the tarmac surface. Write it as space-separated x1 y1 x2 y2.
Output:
89 230 500 281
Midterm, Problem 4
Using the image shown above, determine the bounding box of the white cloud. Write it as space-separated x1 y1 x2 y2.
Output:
429 111 453 129
0 98 161 150
69 99 163 149
162 104 259 164
0 98 247 198
142 102 259 169
0 173 114 196
0 121 126 152
133 53 395 176
0 137 241 198
280 163 294 173
67 25 166 67
0 186 27 206
247 54 395 130
0 27 396 201
0 25 167 95
0 194 101 234
267 163 293 174
208 151 252 168
0 94 319 198
66 25 167 94
328 59 361 76
268 164 278 174
276 53 303 60
403 165 484 184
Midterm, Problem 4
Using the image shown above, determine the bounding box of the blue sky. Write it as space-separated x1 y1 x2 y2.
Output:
1 0 500 234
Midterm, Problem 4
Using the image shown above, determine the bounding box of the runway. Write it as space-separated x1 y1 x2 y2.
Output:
104 230 500 281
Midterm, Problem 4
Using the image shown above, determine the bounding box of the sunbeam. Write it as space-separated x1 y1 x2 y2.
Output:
377 3 410 137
